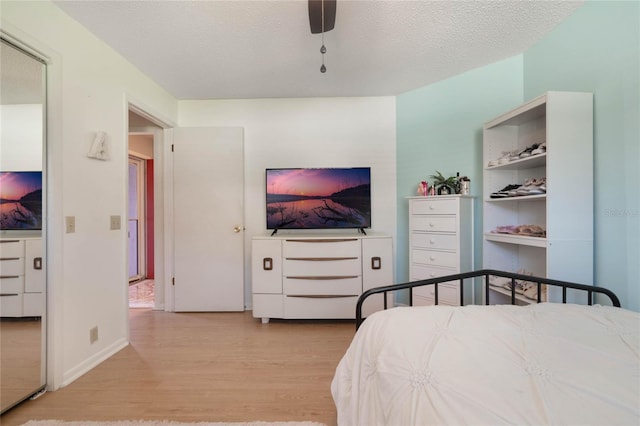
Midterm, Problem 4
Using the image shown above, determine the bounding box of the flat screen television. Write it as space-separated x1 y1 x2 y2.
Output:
0 171 43 231
266 167 371 232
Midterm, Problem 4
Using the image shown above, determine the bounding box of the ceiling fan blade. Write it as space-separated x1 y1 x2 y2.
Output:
308 0 336 34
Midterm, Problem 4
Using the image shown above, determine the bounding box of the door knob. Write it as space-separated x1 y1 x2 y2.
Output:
233 226 242 233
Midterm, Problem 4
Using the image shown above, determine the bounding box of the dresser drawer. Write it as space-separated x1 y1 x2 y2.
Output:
412 249 458 268
410 264 456 281
413 280 459 300
283 257 361 276
0 275 25 294
412 292 460 307
0 240 25 258
283 238 360 258
411 199 458 215
284 295 358 319
0 293 24 317
411 216 456 233
284 276 361 296
411 232 458 251
0 258 25 277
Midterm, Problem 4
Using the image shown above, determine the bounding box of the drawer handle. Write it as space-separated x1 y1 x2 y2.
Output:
262 257 273 271
287 275 358 280
33 257 43 270
429 239 436 245
429 205 435 210
0 293 19 297
0 276 20 279
287 295 357 299
286 257 358 261
429 256 436 261
371 256 381 270
0 257 20 261
0 240 20 244
285 239 357 243
428 222 435 227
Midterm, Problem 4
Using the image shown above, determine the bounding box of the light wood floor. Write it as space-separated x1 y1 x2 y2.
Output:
1 309 356 426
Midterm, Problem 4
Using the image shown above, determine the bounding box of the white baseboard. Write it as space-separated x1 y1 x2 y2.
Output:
61 337 128 387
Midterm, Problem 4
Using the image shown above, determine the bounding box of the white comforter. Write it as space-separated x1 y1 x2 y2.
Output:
332 303 640 425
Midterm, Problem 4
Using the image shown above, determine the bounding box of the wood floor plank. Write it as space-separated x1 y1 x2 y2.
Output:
1 310 355 426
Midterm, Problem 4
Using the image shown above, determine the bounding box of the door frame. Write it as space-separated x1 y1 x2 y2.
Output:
126 99 174 316
127 154 146 283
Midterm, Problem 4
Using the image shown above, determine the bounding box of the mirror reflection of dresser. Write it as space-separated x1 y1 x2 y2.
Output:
0 38 47 414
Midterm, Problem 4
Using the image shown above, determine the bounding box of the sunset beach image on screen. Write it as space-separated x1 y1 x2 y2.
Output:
265 168 371 230
0 171 43 230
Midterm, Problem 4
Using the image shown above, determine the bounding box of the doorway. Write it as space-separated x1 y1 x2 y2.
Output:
128 129 155 308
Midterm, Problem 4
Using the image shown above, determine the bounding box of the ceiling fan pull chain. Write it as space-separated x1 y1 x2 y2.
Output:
320 0 327 73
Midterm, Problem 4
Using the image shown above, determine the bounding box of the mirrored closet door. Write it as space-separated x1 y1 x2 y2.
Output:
0 38 47 413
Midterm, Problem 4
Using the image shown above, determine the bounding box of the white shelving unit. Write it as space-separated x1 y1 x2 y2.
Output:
482 91 593 304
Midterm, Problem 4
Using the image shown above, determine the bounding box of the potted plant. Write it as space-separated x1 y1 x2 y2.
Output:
429 171 459 195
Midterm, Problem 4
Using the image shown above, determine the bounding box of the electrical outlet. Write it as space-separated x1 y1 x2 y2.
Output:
89 326 98 344
110 215 121 230
65 216 75 233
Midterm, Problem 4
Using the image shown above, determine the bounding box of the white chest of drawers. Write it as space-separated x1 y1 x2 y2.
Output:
0 237 45 317
408 196 474 306
252 233 393 323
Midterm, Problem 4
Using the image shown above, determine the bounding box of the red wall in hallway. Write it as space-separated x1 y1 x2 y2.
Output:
146 159 154 279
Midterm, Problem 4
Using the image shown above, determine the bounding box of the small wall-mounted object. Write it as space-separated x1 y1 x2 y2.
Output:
263 257 273 271
371 256 382 270
87 131 110 161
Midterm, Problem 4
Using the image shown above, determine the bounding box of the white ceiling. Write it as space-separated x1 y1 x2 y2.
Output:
51 1 583 100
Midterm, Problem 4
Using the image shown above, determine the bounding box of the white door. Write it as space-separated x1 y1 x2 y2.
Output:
173 127 244 311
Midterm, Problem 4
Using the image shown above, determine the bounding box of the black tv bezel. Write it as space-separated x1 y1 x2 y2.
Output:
265 167 372 231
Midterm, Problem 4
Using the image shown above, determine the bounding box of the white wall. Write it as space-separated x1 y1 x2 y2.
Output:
178 97 397 307
1 0 178 389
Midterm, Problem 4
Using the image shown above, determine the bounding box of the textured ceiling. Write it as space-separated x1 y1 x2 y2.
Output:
51 1 583 100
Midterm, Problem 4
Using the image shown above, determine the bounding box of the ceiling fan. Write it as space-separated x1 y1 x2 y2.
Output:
308 0 336 72
308 0 336 34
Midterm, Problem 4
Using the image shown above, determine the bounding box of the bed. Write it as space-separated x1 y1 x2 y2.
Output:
331 270 640 425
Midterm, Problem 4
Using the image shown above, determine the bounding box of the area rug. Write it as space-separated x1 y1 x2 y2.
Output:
22 421 327 426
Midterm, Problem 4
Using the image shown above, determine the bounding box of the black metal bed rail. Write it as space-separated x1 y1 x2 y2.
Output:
355 269 621 330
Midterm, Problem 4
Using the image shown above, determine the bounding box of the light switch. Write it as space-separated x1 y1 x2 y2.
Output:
65 216 75 233
110 215 121 230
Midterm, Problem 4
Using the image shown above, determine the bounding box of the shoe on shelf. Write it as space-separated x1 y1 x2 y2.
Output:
489 275 510 288
488 151 512 167
490 184 520 198
531 142 546 155
514 177 546 196
516 184 545 196
503 280 525 294
515 224 546 237
507 185 522 197
493 225 520 234
519 143 540 159
523 282 547 301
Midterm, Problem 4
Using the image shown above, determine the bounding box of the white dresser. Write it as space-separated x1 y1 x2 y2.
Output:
408 196 474 306
0 236 45 317
252 233 393 323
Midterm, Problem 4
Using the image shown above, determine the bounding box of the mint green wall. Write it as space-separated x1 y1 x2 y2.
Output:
523 1 639 311
396 56 523 289
396 1 639 311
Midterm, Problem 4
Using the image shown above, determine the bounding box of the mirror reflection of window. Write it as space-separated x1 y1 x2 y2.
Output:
0 38 47 414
